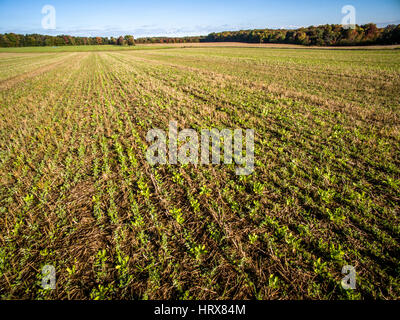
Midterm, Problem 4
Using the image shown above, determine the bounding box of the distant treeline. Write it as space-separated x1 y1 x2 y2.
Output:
202 24 400 46
1 23 400 47
135 36 201 44
0 34 135 47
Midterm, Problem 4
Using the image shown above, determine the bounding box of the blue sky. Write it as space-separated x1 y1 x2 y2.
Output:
0 0 399 37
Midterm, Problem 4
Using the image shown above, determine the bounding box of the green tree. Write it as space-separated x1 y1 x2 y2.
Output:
124 35 135 46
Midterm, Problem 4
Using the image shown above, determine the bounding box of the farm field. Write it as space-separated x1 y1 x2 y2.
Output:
1 42 400 53
0 46 399 300
0 44 175 53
